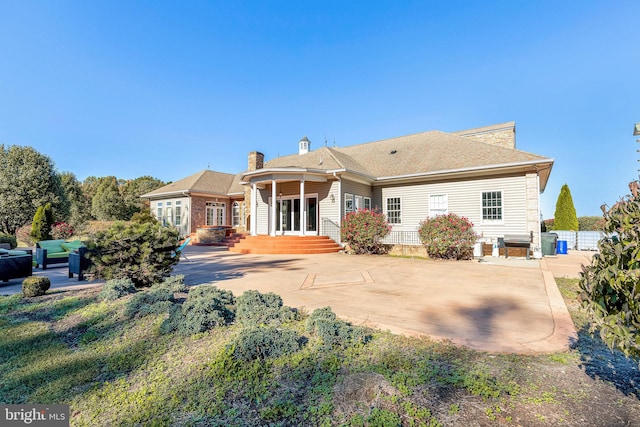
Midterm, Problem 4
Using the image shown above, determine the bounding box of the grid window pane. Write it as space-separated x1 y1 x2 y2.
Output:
482 191 502 221
386 197 401 224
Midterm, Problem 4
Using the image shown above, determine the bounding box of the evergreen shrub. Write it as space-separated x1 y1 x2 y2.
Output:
124 285 175 318
231 327 302 362
340 209 391 254
306 307 368 349
0 233 17 248
99 278 137 301
554 184 579 231
88 220 180 287
22 276 51 297
30 203 54 242
236 290 297 327
418 213 478 260
161 286 236 335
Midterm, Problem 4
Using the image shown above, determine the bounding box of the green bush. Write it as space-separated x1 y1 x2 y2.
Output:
161 286 235 335
22 276 51 297
554 183 579 231
30 203 54 242
579 181 640 359
231 326 302 362
340 209 391 254
418 213 478 260
124 285 175 319
0 232 17 248
88 220 180 287
236 290 297 327
306 307 368 349
159 275 188 293
99 278 137 301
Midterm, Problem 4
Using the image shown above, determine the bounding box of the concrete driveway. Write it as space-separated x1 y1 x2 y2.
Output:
1 247 586 354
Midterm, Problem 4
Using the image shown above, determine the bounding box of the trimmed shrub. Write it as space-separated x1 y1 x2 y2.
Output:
88 220 180 287
51 221 74 240
418 213 478 260
0 232 17 249
231 327 302 362
30 203 54 242
306 307 368 349
554 183 579 231
22 276 51 297
579 181 640 359
236 290 297 327
124 285 175 318
340 209 391 254
15 224 34 247
161 286 235 335
99 278 137 301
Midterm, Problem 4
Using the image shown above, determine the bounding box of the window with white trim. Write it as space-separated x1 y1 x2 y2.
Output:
429 194 448 217
386 197 401 224
344 193 354 216
165 201 173 226
232 201 241 227
156 202 163 223
482 191 503 222
175 201 182 226
364 197 371 210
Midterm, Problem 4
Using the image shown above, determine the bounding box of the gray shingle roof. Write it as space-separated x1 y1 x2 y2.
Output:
141 170 240 198
262 129 550 179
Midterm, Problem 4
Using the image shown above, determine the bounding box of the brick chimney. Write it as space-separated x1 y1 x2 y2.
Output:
248 151 264 171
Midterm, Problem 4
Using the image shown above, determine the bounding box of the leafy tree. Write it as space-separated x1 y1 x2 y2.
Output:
30 203 54 242
88 218 180 287
578 216 606 231
90 176 128 221
120 176 165 218
553 184 579 231
60 172 90 228
579 181 640 359
0 145 66 235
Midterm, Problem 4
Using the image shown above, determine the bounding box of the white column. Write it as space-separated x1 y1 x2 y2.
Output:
250 183 257 236
300 178 306 236
271 180 277 236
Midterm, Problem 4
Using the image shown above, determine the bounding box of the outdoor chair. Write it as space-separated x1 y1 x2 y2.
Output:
174 237 192 262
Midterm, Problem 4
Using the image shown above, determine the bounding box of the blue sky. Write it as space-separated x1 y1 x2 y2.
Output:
1 1 638 217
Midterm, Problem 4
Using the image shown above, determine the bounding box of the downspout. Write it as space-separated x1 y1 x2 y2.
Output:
333 172 342 245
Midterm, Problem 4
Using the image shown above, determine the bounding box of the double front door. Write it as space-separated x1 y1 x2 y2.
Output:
272 196 318 234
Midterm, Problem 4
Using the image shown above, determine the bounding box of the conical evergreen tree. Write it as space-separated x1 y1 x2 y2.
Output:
31 203 54 242
553 184 579 231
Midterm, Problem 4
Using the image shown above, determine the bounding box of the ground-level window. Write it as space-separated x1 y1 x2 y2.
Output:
156 202 163 223
482 191 503 222
386 197 401 224
344 193 354 216
165 202 173 226
175 201 182 226
429 194 448 217
206 202 226 226
232 201 241 227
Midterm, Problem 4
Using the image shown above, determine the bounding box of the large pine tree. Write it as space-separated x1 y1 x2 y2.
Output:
553 183 579 230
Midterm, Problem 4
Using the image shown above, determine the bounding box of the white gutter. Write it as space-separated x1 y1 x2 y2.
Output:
374 158 554 182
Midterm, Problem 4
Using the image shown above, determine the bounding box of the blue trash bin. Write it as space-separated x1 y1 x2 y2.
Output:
557 240 568 255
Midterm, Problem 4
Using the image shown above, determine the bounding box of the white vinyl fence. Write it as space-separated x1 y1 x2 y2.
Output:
551 230 611 251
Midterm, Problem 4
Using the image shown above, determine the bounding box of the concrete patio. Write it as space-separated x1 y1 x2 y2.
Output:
0 247 593 354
